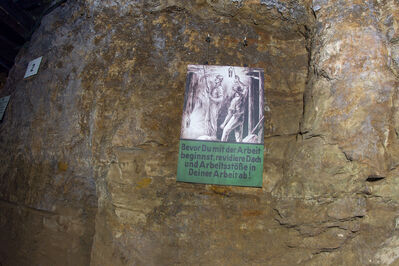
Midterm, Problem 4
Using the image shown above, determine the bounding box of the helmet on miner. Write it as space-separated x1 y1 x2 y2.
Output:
215 75 223 83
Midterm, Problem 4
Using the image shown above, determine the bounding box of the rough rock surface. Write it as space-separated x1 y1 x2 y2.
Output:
1 0 399 265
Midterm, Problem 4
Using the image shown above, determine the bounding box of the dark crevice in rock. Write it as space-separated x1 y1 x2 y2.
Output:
299 17 314 136
303 133 325 140
265 132 301 139
366 175 385 182
313 246 341 254
316 68 335 81
335 215 365 223
0 199 58 217
343 151 353 162
149 5 187 15
113 146 144 152
139 140 167 147
359 186 372 195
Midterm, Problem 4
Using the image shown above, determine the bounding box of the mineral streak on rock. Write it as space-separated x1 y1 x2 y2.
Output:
0 0 399 265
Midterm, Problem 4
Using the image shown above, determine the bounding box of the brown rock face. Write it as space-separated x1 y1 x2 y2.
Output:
1 0 399 265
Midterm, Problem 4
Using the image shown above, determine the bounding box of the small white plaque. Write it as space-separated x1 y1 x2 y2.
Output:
0 96 10 120
24 56 42 78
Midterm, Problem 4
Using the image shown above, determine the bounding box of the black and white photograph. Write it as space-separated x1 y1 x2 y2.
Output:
181 65 264 144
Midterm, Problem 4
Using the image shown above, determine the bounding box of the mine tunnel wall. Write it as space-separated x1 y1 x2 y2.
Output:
1 0 399 265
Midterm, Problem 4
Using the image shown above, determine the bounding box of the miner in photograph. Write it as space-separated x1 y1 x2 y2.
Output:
220 75 248 142
204 74 224 138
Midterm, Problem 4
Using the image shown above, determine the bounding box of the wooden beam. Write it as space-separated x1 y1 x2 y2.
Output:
0 35 21 52
0 0 35 39
0 45 18 63
16 0 44 9
0 21 26 44
0 56 12 71
0 64 8 73
0 48 15 66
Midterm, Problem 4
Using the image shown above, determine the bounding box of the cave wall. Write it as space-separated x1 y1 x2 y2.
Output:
0 2 97 265
1 0 399 265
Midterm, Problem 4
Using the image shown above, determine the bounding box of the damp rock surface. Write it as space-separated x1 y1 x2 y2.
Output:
1 0 399 265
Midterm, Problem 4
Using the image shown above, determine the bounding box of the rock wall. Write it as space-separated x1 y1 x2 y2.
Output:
1 0 399 265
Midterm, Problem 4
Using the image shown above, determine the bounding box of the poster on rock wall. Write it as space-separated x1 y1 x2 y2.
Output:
177 65 265 187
